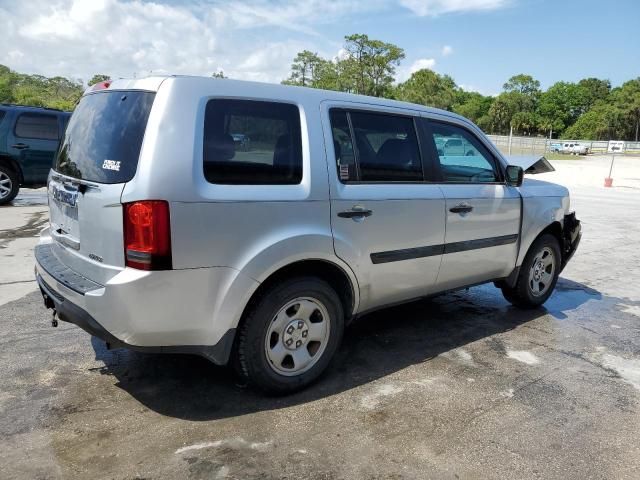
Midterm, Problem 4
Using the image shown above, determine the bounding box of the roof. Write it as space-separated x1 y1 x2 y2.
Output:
104 74 468 123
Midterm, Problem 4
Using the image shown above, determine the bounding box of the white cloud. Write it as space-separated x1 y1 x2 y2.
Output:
0 0 509 85
237 42 306 81
441 45 454 56
396 57 436 82
399 0 509 17
459 84 498 96
7 50 25 60
335 48 350 62
411 58 437 72
0 0 363 83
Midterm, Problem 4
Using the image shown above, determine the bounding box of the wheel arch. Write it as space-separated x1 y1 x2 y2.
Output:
520 220 563 266
0 155 23 184
242 258 358 326
499 220 564 290
229 228 361 319
537 221 563 246
223 257 358 368
517 194 567 267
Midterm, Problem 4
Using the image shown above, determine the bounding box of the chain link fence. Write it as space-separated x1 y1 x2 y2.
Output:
486 135 640 156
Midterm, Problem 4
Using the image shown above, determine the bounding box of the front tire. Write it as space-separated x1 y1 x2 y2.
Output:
501 234 561 308
236 277 344 394
0 165 19 205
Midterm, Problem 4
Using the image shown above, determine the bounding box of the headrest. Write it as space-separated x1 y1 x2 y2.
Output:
273 134 292 167
375 138 412 164
204 133 235 161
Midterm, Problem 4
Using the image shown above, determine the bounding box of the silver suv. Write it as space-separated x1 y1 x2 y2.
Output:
35 76 581 394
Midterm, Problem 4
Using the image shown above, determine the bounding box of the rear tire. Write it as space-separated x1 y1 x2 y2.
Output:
0 165 19 206
235 277 344 395
501 234 561 309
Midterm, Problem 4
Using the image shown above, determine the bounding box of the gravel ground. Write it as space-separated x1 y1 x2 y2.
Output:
1 156 639 479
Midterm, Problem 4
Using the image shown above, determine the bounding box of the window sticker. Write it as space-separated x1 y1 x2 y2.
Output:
102 159 121 171
340 164 350 180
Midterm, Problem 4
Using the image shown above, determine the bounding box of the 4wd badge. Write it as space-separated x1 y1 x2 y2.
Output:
102 159 121 171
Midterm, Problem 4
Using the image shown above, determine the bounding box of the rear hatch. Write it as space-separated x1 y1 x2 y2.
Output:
48 89 155 285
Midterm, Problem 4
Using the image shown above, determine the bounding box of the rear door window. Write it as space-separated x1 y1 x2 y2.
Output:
15 113 59 140
203 99 302 185
55 91 155 183
330 109 423 182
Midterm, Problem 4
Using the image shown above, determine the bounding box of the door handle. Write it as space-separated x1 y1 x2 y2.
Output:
449 203 473 214
11 143 29 150
338 208 373 219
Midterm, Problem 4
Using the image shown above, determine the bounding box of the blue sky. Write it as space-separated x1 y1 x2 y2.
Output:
1 0 638 94
360 0 640 94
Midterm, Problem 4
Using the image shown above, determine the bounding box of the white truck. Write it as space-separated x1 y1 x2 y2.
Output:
558 142 589 155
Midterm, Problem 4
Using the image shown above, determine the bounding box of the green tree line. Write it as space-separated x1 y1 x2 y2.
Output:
283 35 640 141
2 34 639 141
0 65 110 111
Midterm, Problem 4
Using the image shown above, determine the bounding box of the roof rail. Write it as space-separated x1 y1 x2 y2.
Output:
0 103 66 112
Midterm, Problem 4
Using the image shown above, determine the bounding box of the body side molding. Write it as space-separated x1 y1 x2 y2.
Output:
370 234 519 264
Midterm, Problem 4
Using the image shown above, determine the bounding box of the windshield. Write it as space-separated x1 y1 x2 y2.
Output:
55 90 155 183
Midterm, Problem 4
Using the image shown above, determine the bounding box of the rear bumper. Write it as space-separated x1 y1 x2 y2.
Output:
34 242 259 364
37 272 235 363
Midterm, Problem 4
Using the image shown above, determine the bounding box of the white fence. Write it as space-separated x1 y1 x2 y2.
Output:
486 135 640 156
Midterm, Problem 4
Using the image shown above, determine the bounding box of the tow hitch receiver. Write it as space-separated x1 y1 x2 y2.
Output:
42 292 55 310
41 291 58 327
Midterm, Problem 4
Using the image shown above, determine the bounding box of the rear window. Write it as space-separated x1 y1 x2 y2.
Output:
55 91 155 183
203 99 302 185
15 113 59 140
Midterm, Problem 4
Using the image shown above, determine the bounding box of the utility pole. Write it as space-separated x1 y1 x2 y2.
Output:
508 125 513 155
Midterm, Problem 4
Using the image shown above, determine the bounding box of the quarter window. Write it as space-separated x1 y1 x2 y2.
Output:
430 122 498 183
203 99 302 185
329 110 357 181
15 113 59 140
330 109 423 182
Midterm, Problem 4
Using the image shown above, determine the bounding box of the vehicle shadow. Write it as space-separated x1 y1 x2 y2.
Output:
90 278 601 421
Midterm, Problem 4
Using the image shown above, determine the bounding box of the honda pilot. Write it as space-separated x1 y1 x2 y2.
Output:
35 76 581 394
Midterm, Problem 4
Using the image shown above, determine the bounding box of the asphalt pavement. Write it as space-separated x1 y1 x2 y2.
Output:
1 157 639 479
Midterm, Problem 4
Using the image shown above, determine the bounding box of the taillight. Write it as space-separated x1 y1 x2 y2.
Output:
90 80 111 91
123 201 172 270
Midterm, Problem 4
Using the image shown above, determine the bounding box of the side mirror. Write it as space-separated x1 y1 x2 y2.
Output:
505 165 524 187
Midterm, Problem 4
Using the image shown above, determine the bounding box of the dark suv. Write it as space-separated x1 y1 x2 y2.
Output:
0 104 71 205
